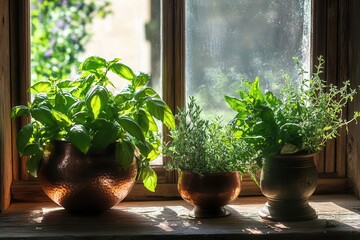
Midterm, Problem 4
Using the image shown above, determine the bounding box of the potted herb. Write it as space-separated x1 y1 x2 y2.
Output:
10 56 175 213
225 56 360 221
164 97 258 218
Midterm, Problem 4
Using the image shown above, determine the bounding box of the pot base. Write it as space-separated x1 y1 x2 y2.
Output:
189 207 231 219
259 199 317 221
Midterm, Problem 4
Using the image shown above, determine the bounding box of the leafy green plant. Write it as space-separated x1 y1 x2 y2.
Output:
11 56 175 192
225 56 360 161
31 0 111 81
164 97 259 178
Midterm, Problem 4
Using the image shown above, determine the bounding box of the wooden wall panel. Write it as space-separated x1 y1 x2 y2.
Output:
347 0 360 198
0 0 13 212
336 0 349 178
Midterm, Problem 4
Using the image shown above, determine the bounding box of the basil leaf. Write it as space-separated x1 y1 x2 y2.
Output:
26 148 43 177
91 122 118 151
10 105 29 119
146 98 175 130
16 123 33 156
118 116 145 141
51 109 72 127
115 140 135 170
110 63 135 80
31 106 57 126
79 56 107 71
85 85 109 119
68 124 91 154
141 166 157 192
30 81 52 93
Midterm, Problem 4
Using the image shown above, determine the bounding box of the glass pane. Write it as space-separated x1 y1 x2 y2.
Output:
30 0 163 164
185 0 311 122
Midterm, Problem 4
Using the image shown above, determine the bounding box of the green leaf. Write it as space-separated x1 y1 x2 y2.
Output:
26 148 43 178
136 141 151 157
136 109 150 132
224 96 246 112
68 100 85 115
265 91 282 107
91 121 118 151
115 140 135 169
85 85 109 119
280 143 299 154
249 77 264 103
51 109 72 127
72 111 87 124
141 165 157 192
79 56 107 71
118 116 145 141
31 106 57 126
133 72 150 89
55 92 76 113
10 105 29 119
23 143 41 156
68 124 91 154
146 98 175 130
30 81 52 93
135 87 160 101
114 90 133 104
16 123 33 156
32 93 51 108
56 79 73 89
110 63 135 80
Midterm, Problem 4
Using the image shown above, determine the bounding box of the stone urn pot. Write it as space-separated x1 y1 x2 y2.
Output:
178 171 241 218
38 141 137 214
258 153 318 221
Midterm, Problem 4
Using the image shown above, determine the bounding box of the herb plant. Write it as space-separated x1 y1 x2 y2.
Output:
10 56 175 192
225 56 360 160
164 97 259 178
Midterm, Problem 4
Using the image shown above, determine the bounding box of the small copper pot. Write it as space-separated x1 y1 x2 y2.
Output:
259 153 318 221
38 141 137 214
178 171 241 218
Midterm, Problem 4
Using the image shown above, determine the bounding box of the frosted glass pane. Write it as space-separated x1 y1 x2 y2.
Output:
185 0 311 122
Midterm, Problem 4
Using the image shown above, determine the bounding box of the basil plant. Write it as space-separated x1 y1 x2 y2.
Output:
11 56 175 192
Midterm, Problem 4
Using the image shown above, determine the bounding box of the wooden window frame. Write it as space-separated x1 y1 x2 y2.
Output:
1 0 359 211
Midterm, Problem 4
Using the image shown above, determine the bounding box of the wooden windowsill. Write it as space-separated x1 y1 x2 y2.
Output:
1 195 359 240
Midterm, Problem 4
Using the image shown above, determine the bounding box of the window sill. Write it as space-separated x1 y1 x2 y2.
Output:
1 195 359 240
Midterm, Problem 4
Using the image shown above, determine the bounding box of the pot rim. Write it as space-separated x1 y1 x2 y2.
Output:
179 170 240 177
274 152 317 158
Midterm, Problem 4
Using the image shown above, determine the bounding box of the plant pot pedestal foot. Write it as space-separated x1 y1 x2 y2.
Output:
189 207 231 219
258 199 317 221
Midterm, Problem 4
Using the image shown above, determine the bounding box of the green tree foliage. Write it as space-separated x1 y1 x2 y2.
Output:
31 0 111 81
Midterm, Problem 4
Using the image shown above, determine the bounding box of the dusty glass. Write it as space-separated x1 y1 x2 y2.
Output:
185 0 311 122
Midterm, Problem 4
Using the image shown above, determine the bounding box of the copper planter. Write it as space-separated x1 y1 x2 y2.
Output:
259 153 318 221
178 171 241 218
38 141 137 214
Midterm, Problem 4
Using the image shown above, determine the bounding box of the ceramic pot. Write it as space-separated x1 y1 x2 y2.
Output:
178 171 241 218
258 153 318 221
38 141 137 214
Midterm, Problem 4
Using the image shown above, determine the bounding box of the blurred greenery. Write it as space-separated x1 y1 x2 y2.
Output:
186 0 311 122
31 0 111 82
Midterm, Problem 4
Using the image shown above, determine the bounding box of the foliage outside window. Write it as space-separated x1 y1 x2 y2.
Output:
31 0 111 81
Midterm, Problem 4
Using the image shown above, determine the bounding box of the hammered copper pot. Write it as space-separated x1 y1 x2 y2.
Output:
178 171 241 218
38 141 137 214
258 153 318 221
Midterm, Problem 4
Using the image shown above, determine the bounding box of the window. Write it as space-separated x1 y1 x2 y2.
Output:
185 0 311 122
4 0 354 205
